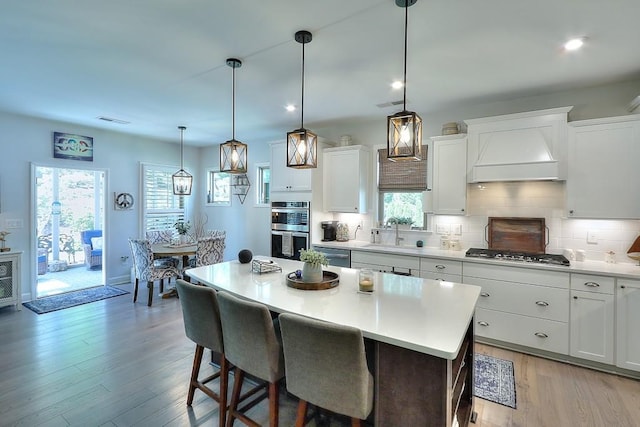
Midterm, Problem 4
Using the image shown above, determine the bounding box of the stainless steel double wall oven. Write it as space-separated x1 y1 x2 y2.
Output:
271 201 310 260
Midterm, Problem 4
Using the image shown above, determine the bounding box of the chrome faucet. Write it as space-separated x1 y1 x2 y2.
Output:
395 223 404 246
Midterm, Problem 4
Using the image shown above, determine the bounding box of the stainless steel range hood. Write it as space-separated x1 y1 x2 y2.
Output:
465 106 573 182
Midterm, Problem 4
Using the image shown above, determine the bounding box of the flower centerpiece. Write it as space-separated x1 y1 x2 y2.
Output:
174 221 191 244
299 248 328 283
0 230 10 252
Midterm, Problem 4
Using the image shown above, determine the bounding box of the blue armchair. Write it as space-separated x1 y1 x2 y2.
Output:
81 229 102 269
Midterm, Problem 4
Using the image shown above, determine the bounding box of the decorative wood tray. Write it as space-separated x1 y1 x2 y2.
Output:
286 271 339 290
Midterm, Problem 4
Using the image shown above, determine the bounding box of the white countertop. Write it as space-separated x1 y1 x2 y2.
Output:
313 240 640 279
187 257 481 360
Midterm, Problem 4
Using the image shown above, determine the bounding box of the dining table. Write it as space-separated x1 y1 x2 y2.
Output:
151 243 197 298
187 256 481 427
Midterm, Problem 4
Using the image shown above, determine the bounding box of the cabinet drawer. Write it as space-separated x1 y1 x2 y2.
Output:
570 274 614 294
475 308 569 355
420 258 462 275
419 271 462 283
466 277 568 322
351 262 418 276
351 251 419 271
464 262 569 289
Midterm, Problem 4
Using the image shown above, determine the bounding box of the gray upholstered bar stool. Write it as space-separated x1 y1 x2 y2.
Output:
279 313 374 427
175 279 228 427
217 291 285 427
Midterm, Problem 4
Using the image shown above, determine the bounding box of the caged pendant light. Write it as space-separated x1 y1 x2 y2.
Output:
387 0 422 161
172 125 193 195
287 30 318 169
220 58 248 174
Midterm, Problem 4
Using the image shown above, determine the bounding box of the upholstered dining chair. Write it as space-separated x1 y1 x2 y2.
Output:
279 312 374 427
190 234 226 268
217 291 285 427
175 279 228 427
146 229 180 269
128 238 181 306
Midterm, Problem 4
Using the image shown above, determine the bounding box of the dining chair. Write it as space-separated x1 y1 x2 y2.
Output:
146 229 180 269
217 291 285 427
190 234 226 268
128 238 181 306
175 279 229 427
279 312 374 427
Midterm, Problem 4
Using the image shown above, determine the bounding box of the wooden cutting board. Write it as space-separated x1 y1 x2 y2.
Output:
488 217 546 254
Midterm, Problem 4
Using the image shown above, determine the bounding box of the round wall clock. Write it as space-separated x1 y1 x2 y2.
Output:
114 192 134 210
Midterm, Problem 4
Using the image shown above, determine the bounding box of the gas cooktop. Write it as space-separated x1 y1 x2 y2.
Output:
465 248 570 266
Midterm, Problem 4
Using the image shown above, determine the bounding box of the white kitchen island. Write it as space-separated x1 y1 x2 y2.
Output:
187 257 481 427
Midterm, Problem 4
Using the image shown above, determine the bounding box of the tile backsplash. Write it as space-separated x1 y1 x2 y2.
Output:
348 181 640 264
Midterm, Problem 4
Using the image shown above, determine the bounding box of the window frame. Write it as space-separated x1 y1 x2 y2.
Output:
140 162 186 235
255 162 270 207
206 169 231 206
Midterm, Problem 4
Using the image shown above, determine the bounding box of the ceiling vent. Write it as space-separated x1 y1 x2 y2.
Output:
97 116 130 124
376 100 404 108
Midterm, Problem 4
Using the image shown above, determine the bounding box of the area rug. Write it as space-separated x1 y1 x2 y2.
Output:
23 286 129 314
474 354 517 408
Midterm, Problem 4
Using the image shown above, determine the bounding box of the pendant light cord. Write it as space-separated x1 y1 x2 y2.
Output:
232 65 236 140
179 127 184 170
300 41 305 129
403 2 408 111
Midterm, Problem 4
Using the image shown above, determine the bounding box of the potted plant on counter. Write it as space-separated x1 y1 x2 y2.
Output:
299 248 328 283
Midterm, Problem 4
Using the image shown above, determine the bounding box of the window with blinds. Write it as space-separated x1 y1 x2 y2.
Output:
141 163 185 233
378 146 428 191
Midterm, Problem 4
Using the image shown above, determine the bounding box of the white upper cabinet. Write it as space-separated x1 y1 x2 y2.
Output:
465 107 572 183
270 142 313 192
567 115 640 219
431 134 467 215
323 145 369 213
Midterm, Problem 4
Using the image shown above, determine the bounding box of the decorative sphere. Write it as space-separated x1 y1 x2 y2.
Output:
238 249 253 264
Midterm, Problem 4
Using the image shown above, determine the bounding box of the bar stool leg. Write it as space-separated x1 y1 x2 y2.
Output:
295 400 307 427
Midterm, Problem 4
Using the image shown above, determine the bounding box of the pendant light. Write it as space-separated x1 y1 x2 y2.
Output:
387 0 422 161
172 125 193 195
287 30 317 169
220 58 248 173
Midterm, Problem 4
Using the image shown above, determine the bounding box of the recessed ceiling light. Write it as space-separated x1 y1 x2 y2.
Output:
391 80 404 89
285 104 296 112
564 37 585 51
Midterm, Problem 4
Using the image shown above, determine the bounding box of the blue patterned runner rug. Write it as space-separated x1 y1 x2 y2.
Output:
23 286 130 314
474 353 517 408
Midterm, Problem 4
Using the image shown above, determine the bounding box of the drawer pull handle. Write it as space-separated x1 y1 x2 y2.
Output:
478 321 489 327
435 264 446 270
621 285 626 289
535 301 549 307
534 332 548 338
584 281 600 288
480 292 490 297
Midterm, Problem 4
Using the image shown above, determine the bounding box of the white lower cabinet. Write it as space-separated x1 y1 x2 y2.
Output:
463 262 570 354
616 279 640 372
350 250 419 276
419 257 462 282
569 274 615 364
0 252 22 310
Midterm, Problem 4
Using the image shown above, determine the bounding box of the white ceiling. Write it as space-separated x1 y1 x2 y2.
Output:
2 0 640 147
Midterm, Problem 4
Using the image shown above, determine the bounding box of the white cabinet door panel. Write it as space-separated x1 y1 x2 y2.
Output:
570 290 614 364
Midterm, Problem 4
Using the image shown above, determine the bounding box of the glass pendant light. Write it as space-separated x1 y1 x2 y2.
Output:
220 58 248 173
387 0 422 161
172 125 193 195
287 30 318 169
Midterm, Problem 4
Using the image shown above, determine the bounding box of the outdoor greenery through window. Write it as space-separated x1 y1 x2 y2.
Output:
207 170 231 205
380 192 424 228
142 163 185 233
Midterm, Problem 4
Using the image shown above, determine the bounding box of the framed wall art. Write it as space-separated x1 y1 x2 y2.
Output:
53 132 94 161
114 192 134 210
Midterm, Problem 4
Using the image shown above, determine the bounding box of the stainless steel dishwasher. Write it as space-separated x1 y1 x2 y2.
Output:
313 246 351 268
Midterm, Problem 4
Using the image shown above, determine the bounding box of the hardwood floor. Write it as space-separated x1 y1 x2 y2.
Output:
2 282 639 426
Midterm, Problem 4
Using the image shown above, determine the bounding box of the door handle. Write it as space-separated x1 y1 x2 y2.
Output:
534 332 548 338
477 321 489 327
480 292 490 297
535 301 549 307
